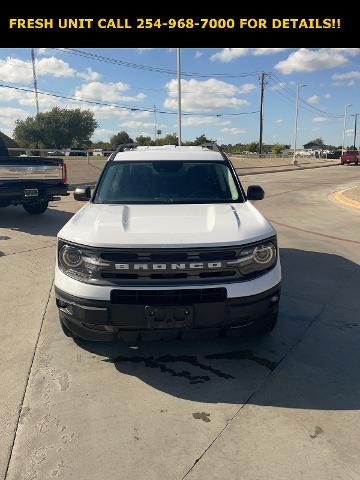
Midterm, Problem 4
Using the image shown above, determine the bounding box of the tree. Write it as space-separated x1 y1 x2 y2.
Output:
13 107 97 148
193 134 217 145
156 133 178 145
271 143 287 155
110 131 134 148
136 135 152 146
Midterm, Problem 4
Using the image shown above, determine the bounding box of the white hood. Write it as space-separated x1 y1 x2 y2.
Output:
58 202 276 248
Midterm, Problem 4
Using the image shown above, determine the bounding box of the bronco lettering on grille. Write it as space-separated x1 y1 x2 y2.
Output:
114 262 226 271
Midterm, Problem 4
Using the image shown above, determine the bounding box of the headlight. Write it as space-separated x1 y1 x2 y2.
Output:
61 245 83 268
58 241 108 279
229 239 277 276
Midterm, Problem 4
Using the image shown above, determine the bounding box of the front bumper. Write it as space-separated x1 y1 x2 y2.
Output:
55 283 281 342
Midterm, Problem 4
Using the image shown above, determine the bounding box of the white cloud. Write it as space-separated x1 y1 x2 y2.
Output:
36 57 76 77
92 128 117 141
211 48 249 62
270 82 287 91
194 50 203 59
307 95 319 105
0 57 33 83
76 67 101 81
0 106 30 126
325 93 331 99
275 119 283 124
74 81 147 103
348 80 355 86
346 128 354 136
164 78 250 112
0 106 32 135
211 48 289 62
332 70 360 80
0 56 77 84
238 83 256 94
221 127 247 135
136 48 154 54
181 116 231 127
119 120 156 130
1 87 59 109
312 117 331 123
275 48 360 75
253 48 289 56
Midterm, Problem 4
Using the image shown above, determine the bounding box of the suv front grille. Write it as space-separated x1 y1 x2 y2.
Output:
95 246 243 286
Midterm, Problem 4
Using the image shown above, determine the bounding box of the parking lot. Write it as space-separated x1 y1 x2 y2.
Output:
1 165 360 480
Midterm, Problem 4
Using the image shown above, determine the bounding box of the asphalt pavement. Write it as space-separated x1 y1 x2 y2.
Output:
0 166 359 480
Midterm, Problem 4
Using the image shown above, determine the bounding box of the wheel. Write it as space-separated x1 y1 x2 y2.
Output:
254 309 279 336
23 201 48 215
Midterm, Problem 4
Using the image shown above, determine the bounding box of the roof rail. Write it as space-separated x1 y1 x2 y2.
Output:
201 142 220 151
201 142 229 162
116 143 138 152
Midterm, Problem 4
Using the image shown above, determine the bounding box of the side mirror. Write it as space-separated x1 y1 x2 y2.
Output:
247 185 264 201
74 186 92 201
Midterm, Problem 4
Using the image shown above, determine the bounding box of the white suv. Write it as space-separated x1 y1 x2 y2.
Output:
55 145 281 341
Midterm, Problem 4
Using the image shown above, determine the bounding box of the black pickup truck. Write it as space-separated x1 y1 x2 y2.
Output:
0 140 69 215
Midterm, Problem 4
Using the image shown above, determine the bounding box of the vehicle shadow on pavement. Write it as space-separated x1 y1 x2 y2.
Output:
76 248 360 410
0 205 73 236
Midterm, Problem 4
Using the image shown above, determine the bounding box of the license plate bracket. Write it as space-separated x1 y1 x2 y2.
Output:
145 306 193 329
24 188 38 197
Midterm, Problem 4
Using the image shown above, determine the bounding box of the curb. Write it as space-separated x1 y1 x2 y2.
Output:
68 182 97 190
333 187 360 209
236 162 340 176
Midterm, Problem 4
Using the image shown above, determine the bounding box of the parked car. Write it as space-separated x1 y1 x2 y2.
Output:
340 150 359 165
55 144 281 342
92 149 104 156
326 150 342 159
64 150 87 157
47 150 65 156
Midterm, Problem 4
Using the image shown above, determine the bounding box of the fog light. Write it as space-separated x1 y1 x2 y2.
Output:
270 295 279 304
56 298 67 308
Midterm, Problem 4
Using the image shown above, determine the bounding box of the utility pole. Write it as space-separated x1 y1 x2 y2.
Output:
292 83 306 166
31 48 40 115
177 48 182 146
154 104 157 143
342 104 352 154
352 113 358 149
258 72 271 156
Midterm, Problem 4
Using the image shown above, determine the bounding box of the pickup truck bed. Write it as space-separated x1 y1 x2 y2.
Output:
0 156 69 214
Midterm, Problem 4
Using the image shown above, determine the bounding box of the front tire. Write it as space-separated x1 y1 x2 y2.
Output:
23 201 48 215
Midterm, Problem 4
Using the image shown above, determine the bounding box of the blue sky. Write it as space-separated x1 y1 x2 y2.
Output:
0 48 359 147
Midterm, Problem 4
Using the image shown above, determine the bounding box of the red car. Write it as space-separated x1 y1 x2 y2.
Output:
340 150 359 165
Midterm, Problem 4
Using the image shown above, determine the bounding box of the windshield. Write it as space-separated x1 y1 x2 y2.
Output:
94 161 243 204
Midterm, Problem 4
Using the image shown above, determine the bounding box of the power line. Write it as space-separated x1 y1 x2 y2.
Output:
268 77 343 119
54 48 261 78
0 83 260 117
270 73 343 118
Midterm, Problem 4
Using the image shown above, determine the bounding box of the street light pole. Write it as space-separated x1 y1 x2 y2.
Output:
177 48 182 146
352 113 358 149
342 104 352 154
154 104 157 143
292 83 306 166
